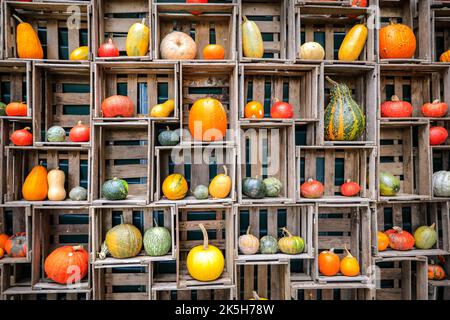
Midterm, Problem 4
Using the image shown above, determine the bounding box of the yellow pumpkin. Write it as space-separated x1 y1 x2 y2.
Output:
150 99 175 117
209 166 232 199
22 164 48 201
126 18 150 57
440 49 450 62
242 16 264 58
162 174 188 200
250 291 268 300
338 24 368 61
69 46 89 60
299 42 325 60
13 14 44 59
47 168 66 201
186 223 225 281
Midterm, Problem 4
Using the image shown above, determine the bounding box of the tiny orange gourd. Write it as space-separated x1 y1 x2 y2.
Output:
318 248 340 276
340 245 360 277
22 163 48 201
377 231 390 252
244 101 264 119
203 44 225 60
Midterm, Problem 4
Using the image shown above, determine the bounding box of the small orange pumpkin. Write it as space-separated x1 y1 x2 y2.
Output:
318 248 340 276
203 44 225 60
440 50 450 62
188 98 227 142
428 260 446 280
162 174 188 200
379 20 416 59
22 164 48 201
340 245 360 277
0 233 10 250
377 231 390 252
244 101 264 119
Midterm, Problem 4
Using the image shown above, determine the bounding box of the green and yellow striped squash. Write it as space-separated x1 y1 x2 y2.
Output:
126 18 150 57
162 173 188 200
99 219 143 259
324 77 366 141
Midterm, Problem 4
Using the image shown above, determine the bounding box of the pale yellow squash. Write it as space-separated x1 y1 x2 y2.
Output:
338 24 368 61
47 168 66 201
208 165 232 199
242 16 264 58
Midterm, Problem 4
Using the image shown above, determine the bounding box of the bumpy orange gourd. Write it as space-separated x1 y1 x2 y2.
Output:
379 21 416 59
209 166 232 199
318 248 340 276
22 164 48 201
13 15 44 59
162 174 188 200
340 245 360 277
47 168 66 201
377 231 390 251
188 98 227 141
428 261 446 280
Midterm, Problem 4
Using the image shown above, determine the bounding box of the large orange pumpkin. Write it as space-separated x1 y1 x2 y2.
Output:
318 248 340 276
188 98 227 141
44 245 89 284
379 21 416 59
22 164 48 201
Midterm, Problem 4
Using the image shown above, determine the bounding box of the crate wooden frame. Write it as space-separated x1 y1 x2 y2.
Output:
92 0 151 60
290 281 375 300
375 201 450 257
315 203 373 285
176 204 234 289
4 146 91 204
322 64 378 145
31 205 91 292
180 62 238 145
431 7 450 62
238 0 295 62
294 5 377 63
3 1 92 61
32 63 91 146
295 0 378 6
93 61 179 121
239 63 320 124
91 121 152 205
0 60 31 120
0 205 32 264
90 204 176 267
152 3 237 62
296 146 377 203
378 122 431 201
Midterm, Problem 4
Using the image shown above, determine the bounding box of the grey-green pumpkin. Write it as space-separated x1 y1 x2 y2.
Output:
432 170 450 197
193 185 209 200
69 186 88 201
259 235 278 254
242 177 266 199
158 127 180 146
143 222 172 256
263 177 282 197
102 177 128 200
47 125 66 142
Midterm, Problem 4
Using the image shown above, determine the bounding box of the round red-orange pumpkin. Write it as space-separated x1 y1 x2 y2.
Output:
381 95 413 118
69 121 90 142
5 102 27 117
44 245 89 285
300 178 324 198
101 95 135 118
244 101 264 118
318 248 340 276
430 126 448 145
188 98 227 141
5 232 27 258
379 21 416 59
421 100 448 118
385 226 415 251
0 233 9 250
428 261 446 280
10 127 32 146
203 44 225 60
340 180 360 197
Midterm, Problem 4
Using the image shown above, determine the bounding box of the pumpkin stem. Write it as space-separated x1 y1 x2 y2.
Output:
77 120 83 126
344 244 353 258
140 17 146 25
246 225 252 235
430 223 436 230
153 218 159 227
329 248 335 254
24 127 31 131
98 242 109 260
432 99 441 104
199 223 209 250
391 95 400 102
108 38 114 44
222 165 228 177
72 245 83 251
252 291 261 300
307 178 314 183
346 179 351 183
12 14 24 24
281 227 293 238
243 15 248 23
166 126 170 131
119 214 124 225
393 226 403 233
325 76 338 86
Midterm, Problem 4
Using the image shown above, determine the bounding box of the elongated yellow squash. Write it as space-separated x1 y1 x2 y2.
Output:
338 24 368 61
69 46 89 60
126 18 150 57
13 14 44 59
242 16 264 58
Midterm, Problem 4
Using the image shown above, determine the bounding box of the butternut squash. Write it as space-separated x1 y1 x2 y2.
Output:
13 15 44 59
126 18 150 57
242 16 264 58
338 24 368 61
47 168 66 201
150 99 175 117
22 164 48 201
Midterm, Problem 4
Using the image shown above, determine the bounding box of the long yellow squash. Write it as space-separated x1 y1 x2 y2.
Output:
13 14 44 59
338 24 368 61
126 18 150 57
242 16 264 58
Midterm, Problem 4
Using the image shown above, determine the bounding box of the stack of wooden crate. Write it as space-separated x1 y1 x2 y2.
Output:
0 0 449 300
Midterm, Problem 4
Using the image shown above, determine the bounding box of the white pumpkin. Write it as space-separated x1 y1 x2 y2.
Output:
299 42 325 60
433 170 450 197
160 31 197 60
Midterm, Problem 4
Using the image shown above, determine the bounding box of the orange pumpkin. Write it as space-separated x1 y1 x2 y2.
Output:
244 101 264 119
0 248 4 259
440 49 450 62
379 21 416 59
203 44 225 60
5 232 27 258
188 98 227 141
377 231 389 251
44 245 89 284
0 233 10 250
13 15 44 59
22 164 48 201
428 261 446 280
340 246 360 277
5 102 27 117
318 248 340 276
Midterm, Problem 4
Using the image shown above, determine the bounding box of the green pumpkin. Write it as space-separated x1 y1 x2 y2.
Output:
143 222 172 256
278 228 304 254
0 102 6 116
193 185 209 200
102 177 129 200
324 77 366 141
414 223 437 249
259 235 278 254
379 171 400 196
242 177 266 199
69 186 88 201
263 177 282 197
432 171 450 197
158 127 180 146
47 125 66 142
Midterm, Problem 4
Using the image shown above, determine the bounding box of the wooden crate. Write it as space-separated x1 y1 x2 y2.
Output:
378 122 431 201
322 64 377 145
153 3 237 61
4 146 91 204
93 62 178 121
295 0 378 5
3 1 91 61
236 261 290 300
291 282 375 300
379 0 431 63
431 7 450 62
93 0 151 60
180 63 238 145
177 205 234 289
238 123 296 204
0 205 32 264
238 0 295 62
296 146 377 203
31 206 91 291
91 205 176 267
91 122 151 205
234 204 315 263
0 61 31 120
375 202 450 257
294 5 376 63
379 64 450 120
32 63 91 146
315 204 373 285
93 264 150 300
295 122 320 147
154 145 236 204
239 64 320 123
375 256 428 300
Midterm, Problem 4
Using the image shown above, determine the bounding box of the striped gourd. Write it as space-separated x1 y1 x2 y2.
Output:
324 77 366 141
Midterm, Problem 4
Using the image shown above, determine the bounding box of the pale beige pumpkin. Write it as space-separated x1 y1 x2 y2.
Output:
209 166 232 199
47 168 66 201
160 31 197 60
238 226 259 255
